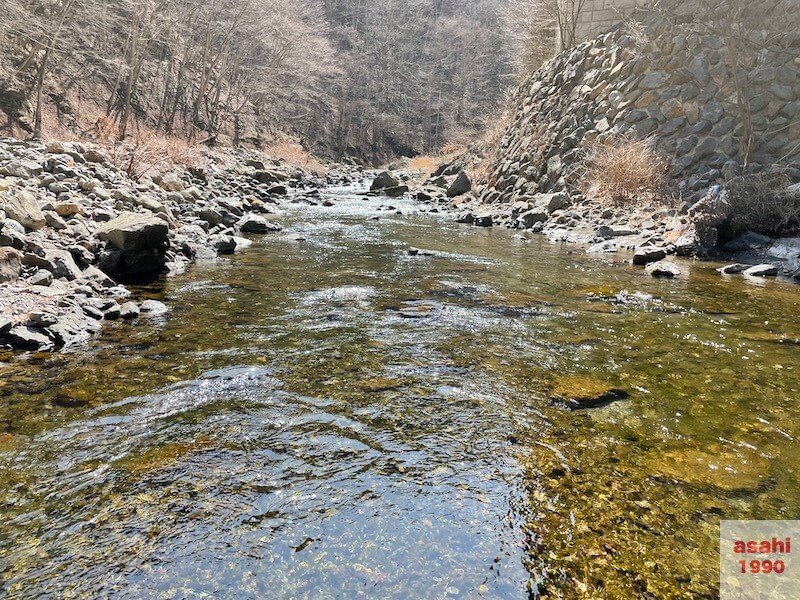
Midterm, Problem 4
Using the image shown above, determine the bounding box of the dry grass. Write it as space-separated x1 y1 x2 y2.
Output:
407 155 441 172
582 135 670 205
264 140 326 175
473 110 513 184
726 171 800 236
105 130 208 182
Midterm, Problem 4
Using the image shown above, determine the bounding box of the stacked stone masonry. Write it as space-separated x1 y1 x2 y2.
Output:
483 12 800 208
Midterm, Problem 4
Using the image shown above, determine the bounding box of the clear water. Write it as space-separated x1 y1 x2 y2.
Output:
1 185 799 598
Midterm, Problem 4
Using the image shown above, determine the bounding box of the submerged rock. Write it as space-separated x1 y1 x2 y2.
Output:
549 375 629 410
649 446 771 493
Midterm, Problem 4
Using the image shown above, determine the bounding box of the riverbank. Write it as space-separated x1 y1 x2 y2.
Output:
0 138 358 352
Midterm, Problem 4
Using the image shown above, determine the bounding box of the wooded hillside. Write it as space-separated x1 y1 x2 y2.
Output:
0 0 515 162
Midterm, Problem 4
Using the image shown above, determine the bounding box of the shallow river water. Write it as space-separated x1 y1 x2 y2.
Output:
1 185 800 598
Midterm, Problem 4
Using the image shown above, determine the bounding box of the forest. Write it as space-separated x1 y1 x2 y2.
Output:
0 0 540 162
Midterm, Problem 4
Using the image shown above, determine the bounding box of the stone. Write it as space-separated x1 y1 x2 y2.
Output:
3 160 43 179
29 269 53 286
0 247 23 282
717 264 749 275
81 266 116 288
238 215 282 233
516 210 548 229
722 231 772 252
646 261 682 277
119 302 141 320
549 374 628 410
140 300 168 315
384 185 409 198
633 246 667 266
743 264 778 277
2 191 46 231
83 149 108 163
94 213 170 275
639 71 670 90
370 171 400 191
4 326 51 349
767 238 800 260
446 172 472 198
23 249 83 281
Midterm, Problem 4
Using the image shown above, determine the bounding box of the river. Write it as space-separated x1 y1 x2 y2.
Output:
1 183 799 598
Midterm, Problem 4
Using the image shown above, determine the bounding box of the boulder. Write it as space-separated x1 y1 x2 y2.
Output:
633 246 667 266
446 171 472 198
743 264 778 277
0 247 23 282
141 300 168 315
4 326 51 350
646 261 682 278
238 215 282 234
722 231 772 252
119 302 141 320
516 209 548 229
384 185 409 198
23 249 83 281
2 191 46 231
371 171 400 191
717 264 748 275
94 212 170 275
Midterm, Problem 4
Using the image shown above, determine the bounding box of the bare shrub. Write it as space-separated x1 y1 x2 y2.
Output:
726 172 800 236
582 136 670 206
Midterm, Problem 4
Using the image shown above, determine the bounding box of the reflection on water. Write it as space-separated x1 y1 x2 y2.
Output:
1 185 800 598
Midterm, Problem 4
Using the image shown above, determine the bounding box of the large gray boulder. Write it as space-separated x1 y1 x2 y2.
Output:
446 171 472 198
2 191 46 231
238 215 282 234
0 247 23 283
94 212 169 275
371 171 401 191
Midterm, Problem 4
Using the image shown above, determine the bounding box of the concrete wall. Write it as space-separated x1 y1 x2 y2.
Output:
572 0 642 42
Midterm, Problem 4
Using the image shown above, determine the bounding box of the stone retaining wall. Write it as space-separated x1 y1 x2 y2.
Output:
482 12 800 208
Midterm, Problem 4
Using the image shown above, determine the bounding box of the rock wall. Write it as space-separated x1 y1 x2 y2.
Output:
568 0 642 46
482 12 800 208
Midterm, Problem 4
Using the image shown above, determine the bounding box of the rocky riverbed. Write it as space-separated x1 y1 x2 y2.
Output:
0 138 356 352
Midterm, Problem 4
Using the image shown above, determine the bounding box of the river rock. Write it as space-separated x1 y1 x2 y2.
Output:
238 215 282 233
141 300 168 315
549 375 628 410
23 249 83 281
5 326 51 349
29 269 53 286
717 263 748 274
371 171 400 191
0 247 23 282
645 260 681 277
95 212 170 275
446 171 472 198
743 264 778 277
119 302 140 320
722 231 772 252
384 185 409 198
649 446 770 493
633 246 667 266
1 191 46 231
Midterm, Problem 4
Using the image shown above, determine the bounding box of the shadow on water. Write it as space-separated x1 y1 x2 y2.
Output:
2 185 800 597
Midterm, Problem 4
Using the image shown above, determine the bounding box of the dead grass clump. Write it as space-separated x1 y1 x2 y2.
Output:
107 130 208 182
726 172 800 236
407 155 441 172
582 136 669 206
264 140 326 175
